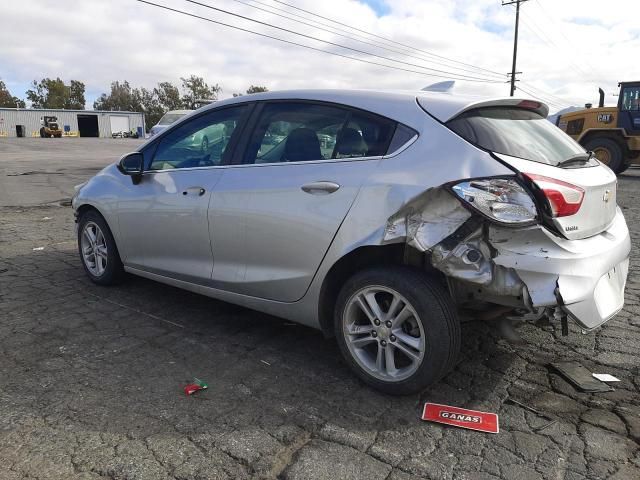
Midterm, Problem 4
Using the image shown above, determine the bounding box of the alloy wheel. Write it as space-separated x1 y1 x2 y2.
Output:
81 221 108 277
343 286 425 382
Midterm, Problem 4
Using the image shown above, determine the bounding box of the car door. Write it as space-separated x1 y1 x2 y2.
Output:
116 104 250 284
209 101 397 302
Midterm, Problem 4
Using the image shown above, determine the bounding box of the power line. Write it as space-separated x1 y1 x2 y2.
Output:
517 12 596 84
532 0 607 81
516 85 565 110
266 0 507 77
227 0 506 80
135 0 503 83
182 0 503 82
519 82 582 106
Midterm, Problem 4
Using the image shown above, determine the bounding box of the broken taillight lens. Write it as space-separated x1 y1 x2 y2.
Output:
451 178 537 224
522 173 584 217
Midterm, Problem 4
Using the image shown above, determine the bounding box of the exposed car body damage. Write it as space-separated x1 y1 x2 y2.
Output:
381 184 630 331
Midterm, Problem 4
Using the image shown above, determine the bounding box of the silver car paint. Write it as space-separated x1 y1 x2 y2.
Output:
118 168 223 283
73 89 630 332
207 158 380 302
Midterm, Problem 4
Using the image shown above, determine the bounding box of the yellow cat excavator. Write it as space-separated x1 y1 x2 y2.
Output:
556 82 640 174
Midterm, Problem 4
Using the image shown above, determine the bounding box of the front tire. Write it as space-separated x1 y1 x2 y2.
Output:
77 210 125 285
334 267 460 395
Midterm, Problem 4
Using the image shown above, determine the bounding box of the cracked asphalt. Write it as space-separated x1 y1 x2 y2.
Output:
0 138 639 480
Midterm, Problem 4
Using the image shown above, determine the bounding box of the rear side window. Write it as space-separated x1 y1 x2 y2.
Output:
243 102 397 164
337 111 396 158
447 107 585 166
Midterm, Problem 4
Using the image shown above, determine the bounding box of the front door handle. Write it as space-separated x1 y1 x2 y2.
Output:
182 187 206 196
301 181 340 195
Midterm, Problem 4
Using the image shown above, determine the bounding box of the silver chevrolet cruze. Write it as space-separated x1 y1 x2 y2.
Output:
73 89 630 394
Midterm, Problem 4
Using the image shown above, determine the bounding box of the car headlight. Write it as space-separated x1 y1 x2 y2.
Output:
451 177 537 224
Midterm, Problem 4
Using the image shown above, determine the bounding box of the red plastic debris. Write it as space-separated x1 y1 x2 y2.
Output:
184 384 203 395
421 402 499 433
184 378 208 396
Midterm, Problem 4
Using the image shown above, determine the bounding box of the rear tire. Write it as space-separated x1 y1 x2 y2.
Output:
77 210 125 286
334 267 460 395
585 137 627 174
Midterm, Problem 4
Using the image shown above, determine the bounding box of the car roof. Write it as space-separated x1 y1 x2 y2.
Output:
201 89 549 123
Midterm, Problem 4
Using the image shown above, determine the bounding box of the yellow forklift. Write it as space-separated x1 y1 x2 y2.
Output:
39 116 62 138
556 82 640 173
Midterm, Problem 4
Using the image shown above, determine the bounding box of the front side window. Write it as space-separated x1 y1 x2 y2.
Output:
150 106 247 170
244 102 397 164
621 86 640 111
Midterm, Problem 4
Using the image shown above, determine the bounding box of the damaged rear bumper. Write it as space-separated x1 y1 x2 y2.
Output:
488 208 630 330
384 189 630 331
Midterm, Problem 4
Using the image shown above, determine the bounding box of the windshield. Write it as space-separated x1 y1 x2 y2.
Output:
447 107 585 166
158 113 186 125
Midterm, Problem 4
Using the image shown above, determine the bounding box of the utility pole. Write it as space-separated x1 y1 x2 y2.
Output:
503 0 529 96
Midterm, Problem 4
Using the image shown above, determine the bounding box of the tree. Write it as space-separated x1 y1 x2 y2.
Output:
180 75 221 109
26 78 86 109
246 85 268 94
93 80 186 131
93 76 222 131
68 80 86 110
0 80 25 108
233 85 269 97
155 82 182 111
139 86 164 131
93 81 143 112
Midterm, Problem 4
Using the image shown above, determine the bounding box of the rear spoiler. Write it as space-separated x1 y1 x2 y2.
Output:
417 95 549 122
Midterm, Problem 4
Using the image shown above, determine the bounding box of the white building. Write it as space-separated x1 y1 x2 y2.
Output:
0 108 145 138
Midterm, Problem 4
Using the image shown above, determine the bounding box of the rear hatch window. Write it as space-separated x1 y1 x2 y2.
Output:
447 106 617 240
447 107 587 166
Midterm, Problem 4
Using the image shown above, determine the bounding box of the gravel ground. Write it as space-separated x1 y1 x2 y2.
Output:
0 139 638 479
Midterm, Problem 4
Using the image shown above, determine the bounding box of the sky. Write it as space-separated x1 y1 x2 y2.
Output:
1 0 639 113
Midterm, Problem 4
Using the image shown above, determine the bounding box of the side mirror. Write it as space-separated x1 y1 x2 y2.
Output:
118 152 144 184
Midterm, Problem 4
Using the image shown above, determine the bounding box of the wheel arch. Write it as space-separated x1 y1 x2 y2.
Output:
317 243 444 337
75 203 120 248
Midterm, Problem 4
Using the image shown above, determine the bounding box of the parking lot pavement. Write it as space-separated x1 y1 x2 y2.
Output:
0 139 638 480
0 138 144 207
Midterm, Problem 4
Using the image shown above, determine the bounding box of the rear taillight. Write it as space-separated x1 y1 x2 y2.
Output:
451 177 537 224
523 173 584 217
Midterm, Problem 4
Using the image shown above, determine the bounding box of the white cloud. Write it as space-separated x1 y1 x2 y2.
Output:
1 0 639 111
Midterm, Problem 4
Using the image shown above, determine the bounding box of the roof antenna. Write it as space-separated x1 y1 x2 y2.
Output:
421 81 455 93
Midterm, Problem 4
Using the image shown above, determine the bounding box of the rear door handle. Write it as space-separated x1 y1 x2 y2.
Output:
182 187 206 196
301 181 340 195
